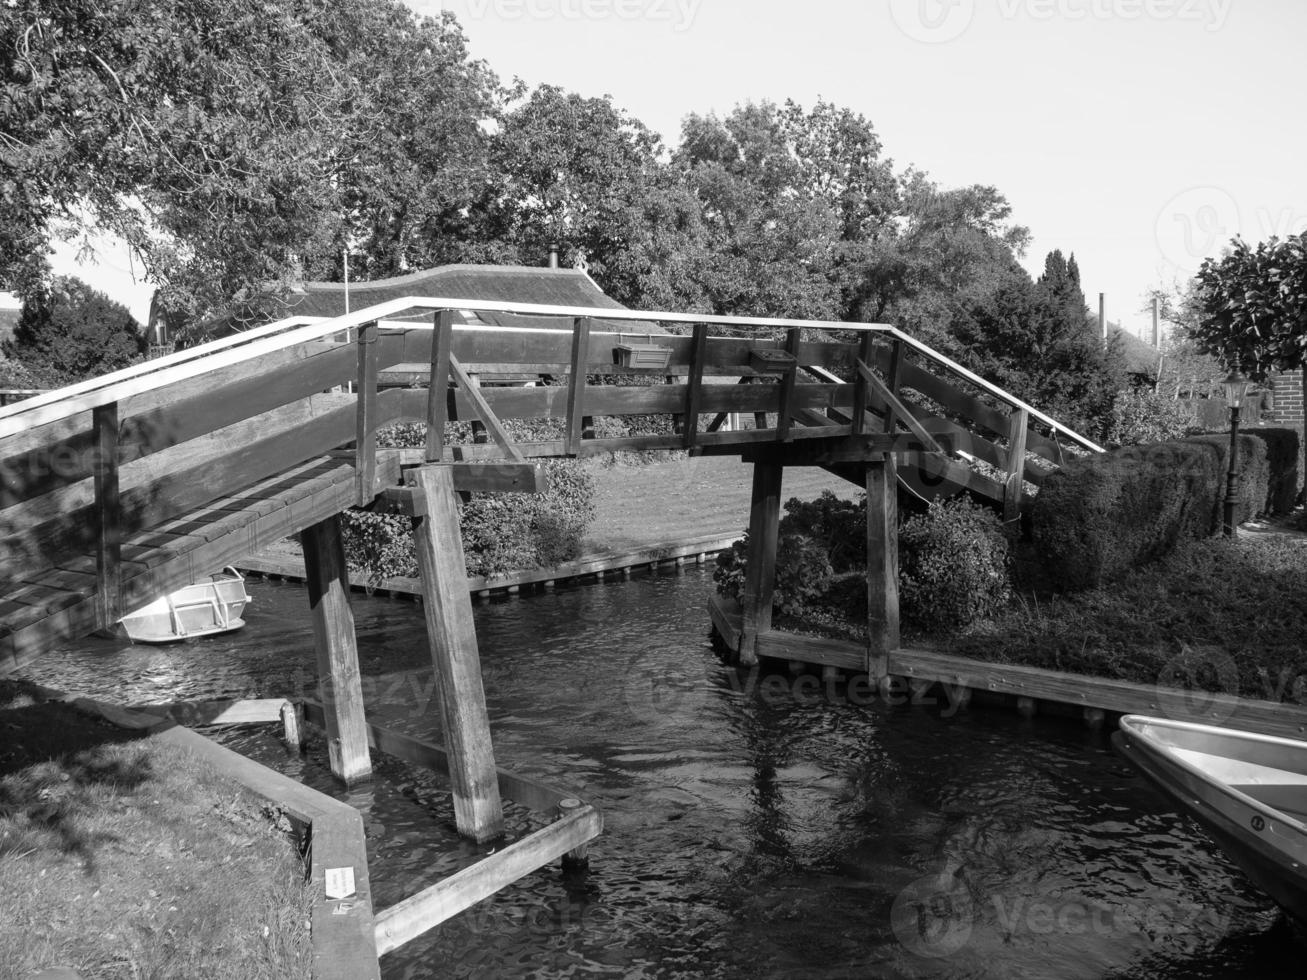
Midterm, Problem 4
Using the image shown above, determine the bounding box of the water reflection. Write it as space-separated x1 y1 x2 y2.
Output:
23 567 1305 978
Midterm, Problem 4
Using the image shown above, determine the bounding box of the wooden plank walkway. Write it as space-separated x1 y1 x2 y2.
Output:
0 454 399 674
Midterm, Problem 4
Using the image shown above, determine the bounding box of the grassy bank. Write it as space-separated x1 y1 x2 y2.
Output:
0 681 312 980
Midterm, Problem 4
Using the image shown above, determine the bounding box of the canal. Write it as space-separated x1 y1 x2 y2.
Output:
23 567 1302 979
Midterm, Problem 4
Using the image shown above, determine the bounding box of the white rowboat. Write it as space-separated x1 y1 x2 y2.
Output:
119 567 251 644
1113 714 1307 929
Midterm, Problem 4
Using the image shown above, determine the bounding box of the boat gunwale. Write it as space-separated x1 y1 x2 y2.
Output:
1119 714 1307 835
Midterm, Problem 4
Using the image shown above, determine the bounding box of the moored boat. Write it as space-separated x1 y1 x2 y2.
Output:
120 567 252 644
1113 714 1307 929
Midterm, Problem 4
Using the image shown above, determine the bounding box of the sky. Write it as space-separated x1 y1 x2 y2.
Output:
55 0 1307 340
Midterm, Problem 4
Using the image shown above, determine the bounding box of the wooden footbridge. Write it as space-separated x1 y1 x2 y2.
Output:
0 284 1102 970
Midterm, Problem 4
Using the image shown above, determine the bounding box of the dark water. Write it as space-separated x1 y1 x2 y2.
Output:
23 568 1304 979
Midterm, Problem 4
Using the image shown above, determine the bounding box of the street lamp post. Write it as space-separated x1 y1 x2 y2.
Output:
1222 372 1251 537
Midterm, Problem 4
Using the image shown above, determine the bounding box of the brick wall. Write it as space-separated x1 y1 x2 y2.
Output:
1269 370 1304 426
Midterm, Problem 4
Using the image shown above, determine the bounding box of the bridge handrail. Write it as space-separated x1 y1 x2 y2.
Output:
0 295 1103 453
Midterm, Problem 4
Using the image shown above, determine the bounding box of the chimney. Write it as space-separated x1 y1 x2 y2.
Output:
548 244 559 269
1099 293 1107 341
1152 297 1161 348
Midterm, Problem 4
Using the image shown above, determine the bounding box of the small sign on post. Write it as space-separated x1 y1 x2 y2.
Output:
325 866 357 901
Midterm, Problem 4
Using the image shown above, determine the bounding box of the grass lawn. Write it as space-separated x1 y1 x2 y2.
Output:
0 680 312 980
582 455 859 553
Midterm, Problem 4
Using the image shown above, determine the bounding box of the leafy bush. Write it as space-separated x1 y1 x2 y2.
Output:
899 497 1010 630
775 491 867 573
712 530 834 617
1104 388 1197 446
1030 435 1269 591
1182 434 1269 532
343 424 597 582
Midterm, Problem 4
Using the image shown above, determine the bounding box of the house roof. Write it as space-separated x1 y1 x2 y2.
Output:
1109 324 1163 375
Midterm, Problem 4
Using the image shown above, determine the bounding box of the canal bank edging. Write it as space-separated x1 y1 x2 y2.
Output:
707 595 1307 741
19 684 380 980
237 532 738 599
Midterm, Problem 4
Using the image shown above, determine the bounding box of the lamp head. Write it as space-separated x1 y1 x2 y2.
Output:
1222 372 1251 410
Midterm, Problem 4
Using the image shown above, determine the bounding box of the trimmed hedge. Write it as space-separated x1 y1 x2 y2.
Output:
1246 427 1301 514
1182 434 1269 534
1031 435 1268 591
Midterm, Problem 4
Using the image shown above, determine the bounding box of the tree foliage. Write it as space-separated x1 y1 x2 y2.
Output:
2 275 143 382
1190 233 1307 380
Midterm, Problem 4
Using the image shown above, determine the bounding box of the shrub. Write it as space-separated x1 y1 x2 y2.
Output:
1104 388 1197 446
775 491 867 573
1030 435 1269 591
344 425 597 582
712 531 834 618
1182 434 1269 531
1247 427 1300 514
899 498 1010 630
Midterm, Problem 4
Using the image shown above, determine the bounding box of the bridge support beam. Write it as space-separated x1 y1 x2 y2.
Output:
865 456 900 679
302 514 373 786
739 461 783 667
410 464 505 843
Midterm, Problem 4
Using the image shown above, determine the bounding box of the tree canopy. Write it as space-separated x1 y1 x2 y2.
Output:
2 275 143 383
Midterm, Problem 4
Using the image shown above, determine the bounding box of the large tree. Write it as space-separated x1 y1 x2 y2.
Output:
1 0 502 328
2 275 143 383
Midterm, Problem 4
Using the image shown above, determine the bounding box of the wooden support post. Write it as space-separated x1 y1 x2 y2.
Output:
92 402 122 629
865 456 899 679
355 320 379 505
682 323 709 449
884 339 904 435
302 515 372 786
557 797 590 871
425 310 455 463
281 700 305 753
565 317 592 456
775 327 801 441
852 333 876 436
1003 408 1030 523
739 462 783 667
410 465 504 842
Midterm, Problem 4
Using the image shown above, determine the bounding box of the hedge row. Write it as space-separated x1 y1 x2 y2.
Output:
1246 427 1301 514
1031 435 1269 591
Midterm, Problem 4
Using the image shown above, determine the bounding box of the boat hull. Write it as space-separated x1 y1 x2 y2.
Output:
1114 715 1307 929
120 568 251 645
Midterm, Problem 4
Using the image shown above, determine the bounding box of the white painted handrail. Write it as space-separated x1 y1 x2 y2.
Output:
0 295 1104 452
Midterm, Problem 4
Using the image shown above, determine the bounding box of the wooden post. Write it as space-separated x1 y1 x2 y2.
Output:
565 317 592 456
425 310 454 463
683 322 708 449
739 462 783 667
302 515 372 786
93 402 122 629
865 456 899 679
410 465 504 842
851 333 876 435
775 327 801 441
355 320 379 505
1003 407 1030 524
557 797 590 871
883 339 904 435
281 700 305 753
467 373 488 445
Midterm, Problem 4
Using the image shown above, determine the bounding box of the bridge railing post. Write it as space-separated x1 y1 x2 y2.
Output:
1004 407 1030 523
565 317 592 456
92 401 122 628
355 319 379 505
682 322 708 449
425 310 455 463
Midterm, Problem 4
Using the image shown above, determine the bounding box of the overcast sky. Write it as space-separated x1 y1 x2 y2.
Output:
59 0 1306 338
